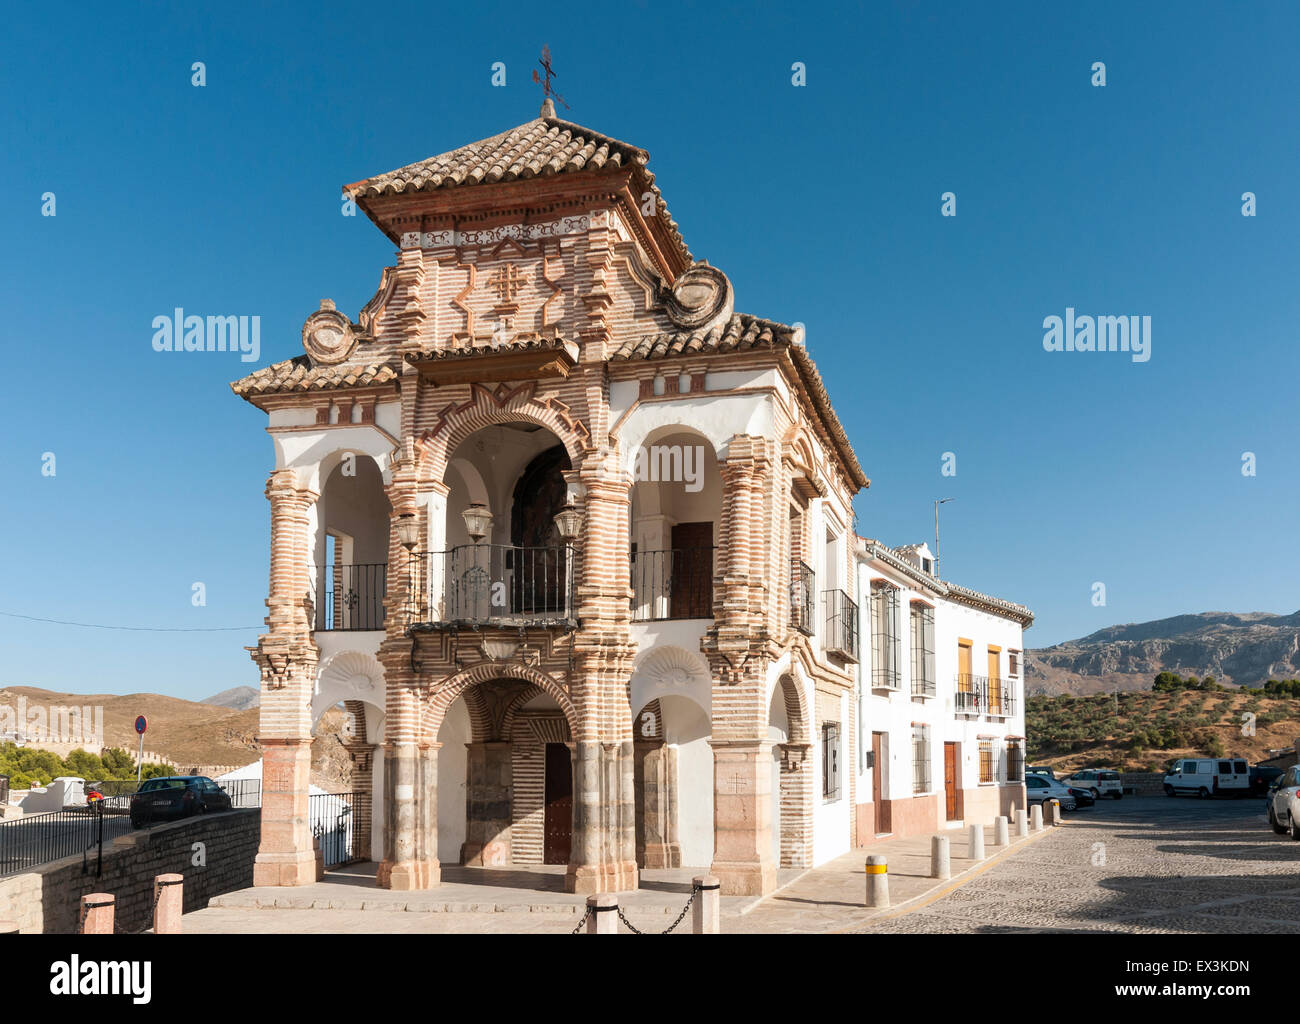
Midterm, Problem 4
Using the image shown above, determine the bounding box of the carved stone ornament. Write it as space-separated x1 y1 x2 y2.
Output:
663 262 732 330
302 299 358 365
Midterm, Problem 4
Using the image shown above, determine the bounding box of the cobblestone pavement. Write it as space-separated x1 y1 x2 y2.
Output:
859 795 1300 933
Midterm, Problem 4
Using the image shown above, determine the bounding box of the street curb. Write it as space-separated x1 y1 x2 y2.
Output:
827 821 1061 932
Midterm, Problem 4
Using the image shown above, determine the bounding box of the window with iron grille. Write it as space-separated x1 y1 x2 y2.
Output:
871 582 901 689
1009 650 1020 678
822 722 841 801
911 724 931 794
910 602 936 697
1007 740 1024 782
978 738 995 784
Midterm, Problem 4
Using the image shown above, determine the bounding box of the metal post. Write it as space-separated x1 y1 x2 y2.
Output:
968 824 985 860
934 497 954 578
692 875 720 934
930 834 951 880
865 855 890 908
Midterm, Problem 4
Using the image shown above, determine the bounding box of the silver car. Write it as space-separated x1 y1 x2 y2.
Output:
1026 773 1077 811
1267 765 1300 840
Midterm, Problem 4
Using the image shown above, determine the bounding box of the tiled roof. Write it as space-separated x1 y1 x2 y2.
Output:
608 313 795 361
345 111 690 263
402 336 575 363
230 356 400 398
944 583 1035 627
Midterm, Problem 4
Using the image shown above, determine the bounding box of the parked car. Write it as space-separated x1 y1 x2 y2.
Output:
1163 757 1250 798
1268 766 1300 839
1064 785 1095 808
130 776 231 828
1064 769 1124 800
1026 766 1058 780
1025 773 1077 811
1250 765 1285 795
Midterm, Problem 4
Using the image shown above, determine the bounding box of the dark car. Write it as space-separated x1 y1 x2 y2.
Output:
1250 765 1285 796
130 776 231 828
1065 785 1095 808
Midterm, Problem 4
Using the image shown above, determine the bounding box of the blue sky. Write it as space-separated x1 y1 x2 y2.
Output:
2 1 1296 700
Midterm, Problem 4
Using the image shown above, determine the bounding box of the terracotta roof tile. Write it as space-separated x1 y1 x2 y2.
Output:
346 114 689 263
608 313 795 361
230 356 400 399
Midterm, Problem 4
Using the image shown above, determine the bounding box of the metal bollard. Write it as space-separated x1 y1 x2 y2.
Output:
968 824 985 861
0 921 18 935
994 815 1010 847
1015 808 1029 837
153 874 184 934
1048 799 1062 826
1030 803 1043 831
931 834 951 880
586 894 618 934
80 893 115 934
692 875 720 934
865 855 890 908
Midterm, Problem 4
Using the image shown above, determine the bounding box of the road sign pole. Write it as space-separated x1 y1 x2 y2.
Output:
136 731 144 785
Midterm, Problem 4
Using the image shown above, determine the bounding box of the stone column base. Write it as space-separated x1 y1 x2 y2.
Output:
642 842 682 869
565 859 638 895
710 859 777 896
376 858 440 890
253 851 318 888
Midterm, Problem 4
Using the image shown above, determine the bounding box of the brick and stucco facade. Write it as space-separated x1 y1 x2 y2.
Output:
232 103 1029 896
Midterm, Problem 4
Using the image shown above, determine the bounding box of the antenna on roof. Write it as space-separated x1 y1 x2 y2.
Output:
532 45 569 116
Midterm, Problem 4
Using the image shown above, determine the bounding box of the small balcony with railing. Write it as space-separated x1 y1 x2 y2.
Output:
955 673 987 715
823 589 859 662
630 547 714 621
410 544 576 627
790 561 816 636
314 563 387 632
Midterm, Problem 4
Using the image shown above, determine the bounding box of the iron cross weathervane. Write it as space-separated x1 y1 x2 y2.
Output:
532 45 570 111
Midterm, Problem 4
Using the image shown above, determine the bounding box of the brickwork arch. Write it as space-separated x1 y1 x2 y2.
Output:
417 383 593 486
424 661 577 741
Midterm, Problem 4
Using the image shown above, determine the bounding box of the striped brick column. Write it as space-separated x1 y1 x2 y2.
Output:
253 469 319 887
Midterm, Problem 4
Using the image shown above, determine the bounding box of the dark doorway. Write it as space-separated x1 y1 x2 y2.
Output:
944 742 960 820
543 742 573 864
510 445 572 614
669 521 714 619
872 732 890 834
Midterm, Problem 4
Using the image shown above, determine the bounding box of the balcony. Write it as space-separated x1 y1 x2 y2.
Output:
410 544 575 627
630 547 714 622
790 561 815 636
911 674 937 699
823 589 859 661
987 686 1016 719
955 674 987 715
315 563 387 631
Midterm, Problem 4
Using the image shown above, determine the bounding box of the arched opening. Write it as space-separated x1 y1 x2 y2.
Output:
768 673 813 868
628 428 721 622
435 424 574 624
314 454 390 631
433 676 575 869
632 694 713 868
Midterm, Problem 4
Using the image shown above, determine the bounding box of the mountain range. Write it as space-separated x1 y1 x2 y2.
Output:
1026 611 1300 695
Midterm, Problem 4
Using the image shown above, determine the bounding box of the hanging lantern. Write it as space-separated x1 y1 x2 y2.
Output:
461 503 493 543
395 512 420 551
552 502 581 543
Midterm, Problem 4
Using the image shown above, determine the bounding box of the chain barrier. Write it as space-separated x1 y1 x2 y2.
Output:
613 884 698 935
570 904 593 934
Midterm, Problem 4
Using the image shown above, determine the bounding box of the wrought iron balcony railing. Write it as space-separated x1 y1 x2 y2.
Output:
790 560 815 636
823 589 859 661
955 673 988 714
410 544 575 626
987 687 1016 719
630 547 715 622
315 563 387 631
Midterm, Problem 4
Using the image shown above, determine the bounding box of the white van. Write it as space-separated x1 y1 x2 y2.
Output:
1163 757 1250 798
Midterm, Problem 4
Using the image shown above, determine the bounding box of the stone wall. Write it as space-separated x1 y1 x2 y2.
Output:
0 808 259 934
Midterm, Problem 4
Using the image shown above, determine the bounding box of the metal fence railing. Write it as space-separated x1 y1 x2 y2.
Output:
316 562 387 631
630 547 714 621
790 561 816 636
410 545 575 625
309 791 362 868
956 674 988 714
823 589 859 660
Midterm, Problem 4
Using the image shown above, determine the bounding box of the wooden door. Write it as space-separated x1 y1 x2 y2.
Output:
944 742 959 820
670 522 713 618
872 732 889 833
543 743 572 864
